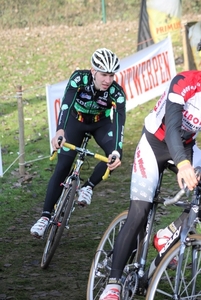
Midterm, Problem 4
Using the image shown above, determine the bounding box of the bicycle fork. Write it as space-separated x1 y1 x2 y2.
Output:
173 201 200 299
51 178 79 230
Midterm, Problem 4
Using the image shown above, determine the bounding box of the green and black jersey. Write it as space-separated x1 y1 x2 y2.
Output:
57 69 126 155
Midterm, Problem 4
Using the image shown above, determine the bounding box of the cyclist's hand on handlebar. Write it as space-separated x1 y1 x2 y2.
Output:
51 129 66 151
107 151 121 171
177 160 198 191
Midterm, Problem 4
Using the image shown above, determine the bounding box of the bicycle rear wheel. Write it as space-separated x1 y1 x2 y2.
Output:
146 234 201 300
41 180 77 269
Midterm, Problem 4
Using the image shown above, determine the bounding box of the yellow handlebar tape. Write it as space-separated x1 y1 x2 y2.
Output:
50 142 76 161
64 142 76 150
94 153 109 163
50 146 109 179
94 154 109 180
102 167 110 180
50 151 57 161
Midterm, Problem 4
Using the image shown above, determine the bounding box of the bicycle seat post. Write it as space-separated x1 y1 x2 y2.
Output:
138 168 167 280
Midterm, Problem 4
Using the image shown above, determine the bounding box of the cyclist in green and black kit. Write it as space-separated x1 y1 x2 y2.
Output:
30 48 126 238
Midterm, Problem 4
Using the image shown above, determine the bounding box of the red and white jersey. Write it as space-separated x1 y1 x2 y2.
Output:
144 70 201 166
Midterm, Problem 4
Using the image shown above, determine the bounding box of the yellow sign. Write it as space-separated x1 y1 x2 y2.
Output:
147 0 182 43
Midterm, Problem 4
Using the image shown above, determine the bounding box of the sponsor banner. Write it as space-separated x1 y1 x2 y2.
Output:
137 0 182 50
116 36 176 111
46 80 68 152
187 21 201 70
46 36 176 151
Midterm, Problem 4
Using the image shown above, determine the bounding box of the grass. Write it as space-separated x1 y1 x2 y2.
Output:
0 99 183 299
0 0 142 29
0 4 200 299
0 0 200 29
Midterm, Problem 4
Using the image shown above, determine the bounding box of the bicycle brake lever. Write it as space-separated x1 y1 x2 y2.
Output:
58 136 63 146
102 156 116 180
182 180 189 197
109 155 116 165
180 169 201 198
50 136 64 158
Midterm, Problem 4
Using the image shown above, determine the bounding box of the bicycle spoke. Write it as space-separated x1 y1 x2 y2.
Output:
146 235 201 300
87 211 128 300
87 210 145 300
41 182 77 269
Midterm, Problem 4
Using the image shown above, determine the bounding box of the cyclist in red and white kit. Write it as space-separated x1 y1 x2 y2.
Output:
100 70 201 300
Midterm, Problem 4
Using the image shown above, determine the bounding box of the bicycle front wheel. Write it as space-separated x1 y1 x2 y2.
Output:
41 180 77 269
87 211 128 300
146 234 201 300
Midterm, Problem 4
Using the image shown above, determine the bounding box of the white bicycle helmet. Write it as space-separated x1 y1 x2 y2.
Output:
91 48 120 73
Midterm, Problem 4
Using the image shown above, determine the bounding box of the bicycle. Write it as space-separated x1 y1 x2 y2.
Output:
41 132 110 269
87 161 201 300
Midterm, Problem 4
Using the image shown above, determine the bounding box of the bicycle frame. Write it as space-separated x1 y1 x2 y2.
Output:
41 132 109 269
48 133 92 229
87 163 201 299
171 187 201 298
123 175 201 298
122 175 164 296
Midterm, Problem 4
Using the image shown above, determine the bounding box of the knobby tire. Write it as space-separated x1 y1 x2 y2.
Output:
41 180 77 269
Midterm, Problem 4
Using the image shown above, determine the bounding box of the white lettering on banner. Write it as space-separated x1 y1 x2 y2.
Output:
115 51 171 100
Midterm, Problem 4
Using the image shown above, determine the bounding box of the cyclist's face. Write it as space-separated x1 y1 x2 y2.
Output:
92 69 115 91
